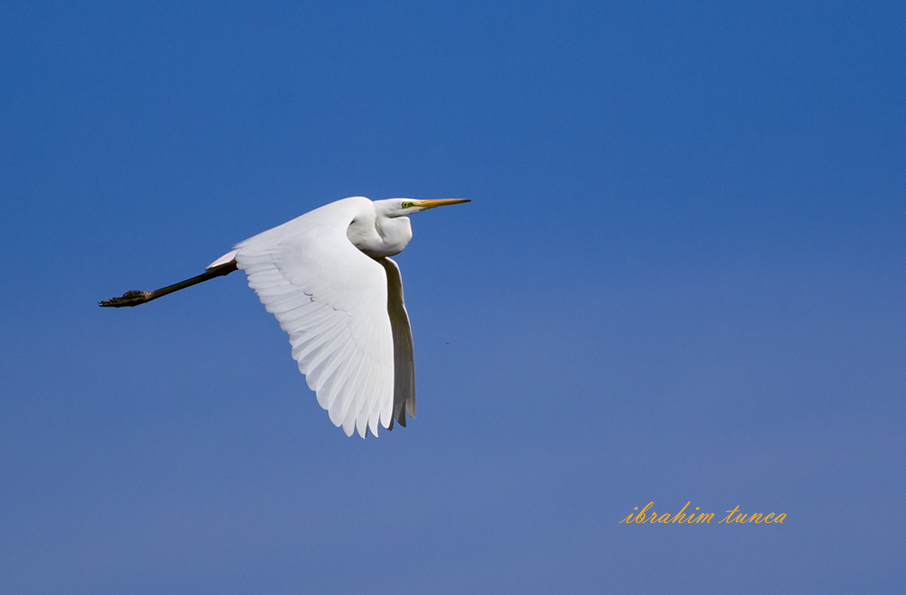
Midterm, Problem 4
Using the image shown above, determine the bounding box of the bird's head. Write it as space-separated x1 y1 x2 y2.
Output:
377 198 471 218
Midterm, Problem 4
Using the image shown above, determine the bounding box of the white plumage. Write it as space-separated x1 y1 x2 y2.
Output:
233 197 403 437
102 196 468 437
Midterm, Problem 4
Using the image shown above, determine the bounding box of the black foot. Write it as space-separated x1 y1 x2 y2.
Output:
99 290 153 308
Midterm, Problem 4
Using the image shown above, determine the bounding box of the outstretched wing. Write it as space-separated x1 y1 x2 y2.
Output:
233 198 394 437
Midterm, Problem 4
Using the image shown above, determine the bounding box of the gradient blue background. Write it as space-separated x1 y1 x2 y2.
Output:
2 1 904 593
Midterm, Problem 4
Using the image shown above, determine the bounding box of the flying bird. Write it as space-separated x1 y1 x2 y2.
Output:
100 196 470 437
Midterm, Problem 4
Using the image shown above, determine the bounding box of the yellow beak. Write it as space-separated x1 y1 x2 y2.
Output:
415 198 471 210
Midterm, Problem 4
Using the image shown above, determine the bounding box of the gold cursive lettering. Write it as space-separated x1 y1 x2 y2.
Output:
671 502 690 523
634 502 654 523
620 503 782 525
719 506 740 523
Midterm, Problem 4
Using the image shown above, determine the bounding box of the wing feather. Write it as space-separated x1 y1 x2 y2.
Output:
328 354 368 427
324 343 364 412
306 331 351 389
292 315 348 368
349 363 380 437
317 339 357 401
341 362 370 437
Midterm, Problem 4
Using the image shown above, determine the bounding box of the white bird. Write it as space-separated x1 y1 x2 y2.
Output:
101 196 470 437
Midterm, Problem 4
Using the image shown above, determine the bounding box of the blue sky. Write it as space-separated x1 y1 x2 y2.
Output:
1 1 904 593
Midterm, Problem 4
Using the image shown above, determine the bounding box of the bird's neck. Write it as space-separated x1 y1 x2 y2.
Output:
347 215 412 258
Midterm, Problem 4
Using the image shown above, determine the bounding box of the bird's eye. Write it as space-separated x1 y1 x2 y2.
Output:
401 201 413 208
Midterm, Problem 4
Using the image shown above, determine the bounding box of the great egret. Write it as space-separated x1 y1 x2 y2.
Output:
100 196 470 437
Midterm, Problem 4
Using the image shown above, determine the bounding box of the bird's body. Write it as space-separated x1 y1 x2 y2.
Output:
101 196 469 437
